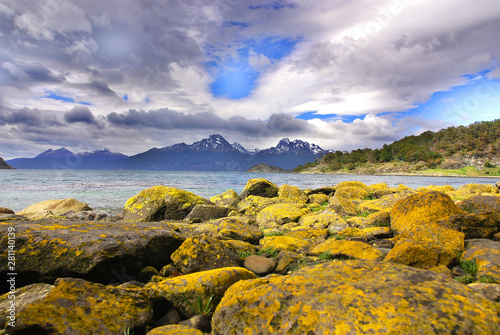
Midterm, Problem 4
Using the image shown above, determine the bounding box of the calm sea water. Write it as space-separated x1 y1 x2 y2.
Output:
0 170 497 214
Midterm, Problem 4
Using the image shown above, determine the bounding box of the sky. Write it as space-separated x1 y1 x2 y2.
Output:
0 0 500 159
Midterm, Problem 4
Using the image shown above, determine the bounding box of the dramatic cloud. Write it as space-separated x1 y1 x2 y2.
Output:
0 0 499 159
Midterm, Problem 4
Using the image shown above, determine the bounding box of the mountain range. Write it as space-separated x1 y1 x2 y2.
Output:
6 134 329 171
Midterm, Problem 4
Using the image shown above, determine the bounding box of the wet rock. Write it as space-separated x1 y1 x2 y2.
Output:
123 186 212 222
211 260 500 334
240 178 279 199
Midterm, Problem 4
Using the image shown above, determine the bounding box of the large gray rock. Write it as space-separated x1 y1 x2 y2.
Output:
0 219 184 291
240 178 279 199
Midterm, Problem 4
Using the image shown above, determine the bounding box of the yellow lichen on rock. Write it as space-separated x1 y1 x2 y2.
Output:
390 191 464 235
123 186 211 222
307 193 329 205
260 236 316 254
210 189 241 207
385 223 464 269
256 203 309 229
146 267 256 318
17 198 92 219
146 325 205 335
285 228 328 241
278 184 308 203
212 260 500 334
461 239 500 282
236 196 294 217
240 178 279 199
335 181 369 191
298 212 345 229
368 182 389 193
311 239 384 260
417 185 455 193
334 186 371 200
327 196 358 217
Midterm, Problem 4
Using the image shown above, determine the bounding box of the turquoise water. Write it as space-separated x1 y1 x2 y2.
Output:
0 170 497 213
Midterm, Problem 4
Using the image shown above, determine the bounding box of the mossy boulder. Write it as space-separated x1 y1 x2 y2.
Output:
256 203 309 229
434 212 500 239
210 217 263 244
16 198 92 219
209 189 241 208
240 178 279 199
146 325 205 335
184 204 232 222
171 236 241 274
390 191 464 235
298 212 346 230
236 196 293 217
358 190 415 213
307 193 329 205
146 267 256 318
212 260 500 334
10 277 161 334
123 186 212 222
0 219 184 291
385 223 464 269
311 239 384 260
260 236 316 254
327 195 358 217
277 184 308 203
458 195 500 213
334 186 371 200
461 239 500 282
335 180 369 191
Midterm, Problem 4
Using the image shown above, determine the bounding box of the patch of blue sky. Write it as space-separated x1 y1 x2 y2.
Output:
223 21 251 28
78 101 91 106
208 36 301 99
123 94 128 101
295 111 366 123
44 92 74 103
396 69 500 125
249 2 296 10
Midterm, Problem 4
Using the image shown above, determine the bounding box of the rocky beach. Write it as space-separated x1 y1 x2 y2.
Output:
1 178 500 334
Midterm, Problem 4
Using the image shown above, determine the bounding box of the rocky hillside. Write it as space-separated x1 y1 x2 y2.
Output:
296 119 500 175
0 157 14 169
246 163 288 173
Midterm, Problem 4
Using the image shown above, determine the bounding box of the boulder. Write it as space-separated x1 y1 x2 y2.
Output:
327 195 358 217
184 204 232 222
256 203 309 229
277 184 308 203
385 223 464 269
275 250 302 274
147 325 205 335
210 217 263 244
240 178 279 199
259 236 316 254
362 210 391 228
311 239 384 260
367 182 389 193
461 239 500 282
457 183 499 195
9 277 162 334
434 212 500 239
65 210 111 221
417 185 455 193
179 314 212 333
0 219 184 291
236 196 293 217
171 236 241 274
16 198 92 219
306 186 335 196
0 207 14 215
458 195 500 213
211 260 500 334
467 283 500 303
496 181 500 190
298 212 346 230
335 180 369 190
154 308 182 328
337 227 392 241
123 186 211 222
285 228 328 241
307 193 329 205
146 267 256 318
209 189 241 207
244 255 277 275
358 190 415 213
223 240 258 255
390 191 464 235
334 186 371 200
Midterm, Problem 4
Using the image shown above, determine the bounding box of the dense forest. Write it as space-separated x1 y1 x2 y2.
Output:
295 119 500 172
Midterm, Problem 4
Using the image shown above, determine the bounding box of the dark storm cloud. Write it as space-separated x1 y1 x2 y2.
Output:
107 108 311 135
64 106 96 124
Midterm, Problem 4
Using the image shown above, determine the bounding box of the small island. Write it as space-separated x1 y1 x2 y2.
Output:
0 157 14 169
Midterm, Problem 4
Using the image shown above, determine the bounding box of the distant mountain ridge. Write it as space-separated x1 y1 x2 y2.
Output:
6 134 329 171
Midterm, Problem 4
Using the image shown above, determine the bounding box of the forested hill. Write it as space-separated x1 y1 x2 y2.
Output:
296 119 500 174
